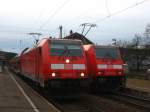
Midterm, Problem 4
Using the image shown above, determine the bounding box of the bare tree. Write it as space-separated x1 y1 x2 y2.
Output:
116 39 131 48
143 23 150 44
129 34 142 48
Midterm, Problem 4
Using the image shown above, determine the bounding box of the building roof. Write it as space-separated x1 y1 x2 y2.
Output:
64 32 94 45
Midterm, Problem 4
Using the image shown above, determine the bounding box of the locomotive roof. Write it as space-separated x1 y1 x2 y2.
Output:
39 37 82 43
21 37 83 55
95 45 119 49
49 38 82 44
64 32 93 45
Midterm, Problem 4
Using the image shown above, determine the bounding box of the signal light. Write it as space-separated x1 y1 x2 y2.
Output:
52 73 56 77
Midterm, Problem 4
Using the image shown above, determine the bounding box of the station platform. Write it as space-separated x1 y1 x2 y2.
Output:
0 70 60 112
127 78 150 93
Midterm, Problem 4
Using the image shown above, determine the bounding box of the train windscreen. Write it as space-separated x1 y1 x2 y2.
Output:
95 47 120 59
51 42 83 56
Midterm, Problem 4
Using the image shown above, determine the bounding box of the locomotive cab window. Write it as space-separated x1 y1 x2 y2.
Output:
50 41 83 56
95 47 120 59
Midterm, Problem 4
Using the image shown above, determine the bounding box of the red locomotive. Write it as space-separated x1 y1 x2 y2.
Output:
19 38 88 90
84 45 126 91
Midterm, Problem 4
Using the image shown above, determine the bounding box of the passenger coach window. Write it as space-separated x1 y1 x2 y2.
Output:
51 43 83 56
96 48 119 59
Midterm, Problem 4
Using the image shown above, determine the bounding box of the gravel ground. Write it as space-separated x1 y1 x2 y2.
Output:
81 93 147 112
127 78 150 93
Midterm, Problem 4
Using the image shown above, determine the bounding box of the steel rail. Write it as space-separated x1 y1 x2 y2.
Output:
105 91 150 110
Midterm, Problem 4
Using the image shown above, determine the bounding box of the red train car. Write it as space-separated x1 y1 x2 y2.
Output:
9 56 20 73
20 38 88 90
84 45 126 91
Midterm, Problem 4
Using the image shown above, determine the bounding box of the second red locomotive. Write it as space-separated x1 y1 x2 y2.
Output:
84 45 126 91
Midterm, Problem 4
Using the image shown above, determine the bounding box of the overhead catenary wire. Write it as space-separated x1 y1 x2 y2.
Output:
39 0 71 30
75 0 149 33
93 0 149 24
105 0 111 17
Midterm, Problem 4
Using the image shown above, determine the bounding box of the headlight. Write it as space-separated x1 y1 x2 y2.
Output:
118 71 122 75
66 59 70 63
80 73 85 77
98 71 103 75
51 72 56 77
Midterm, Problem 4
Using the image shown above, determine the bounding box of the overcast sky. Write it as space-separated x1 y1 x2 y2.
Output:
0 0 150 53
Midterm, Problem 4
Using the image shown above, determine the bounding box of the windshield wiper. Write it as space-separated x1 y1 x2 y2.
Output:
59 46 70 59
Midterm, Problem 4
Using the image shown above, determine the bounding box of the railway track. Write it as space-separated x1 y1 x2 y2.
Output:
10 70 105 112
42 91 104 112
11 70 148 112
22 79 104 112
104 91 150 111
